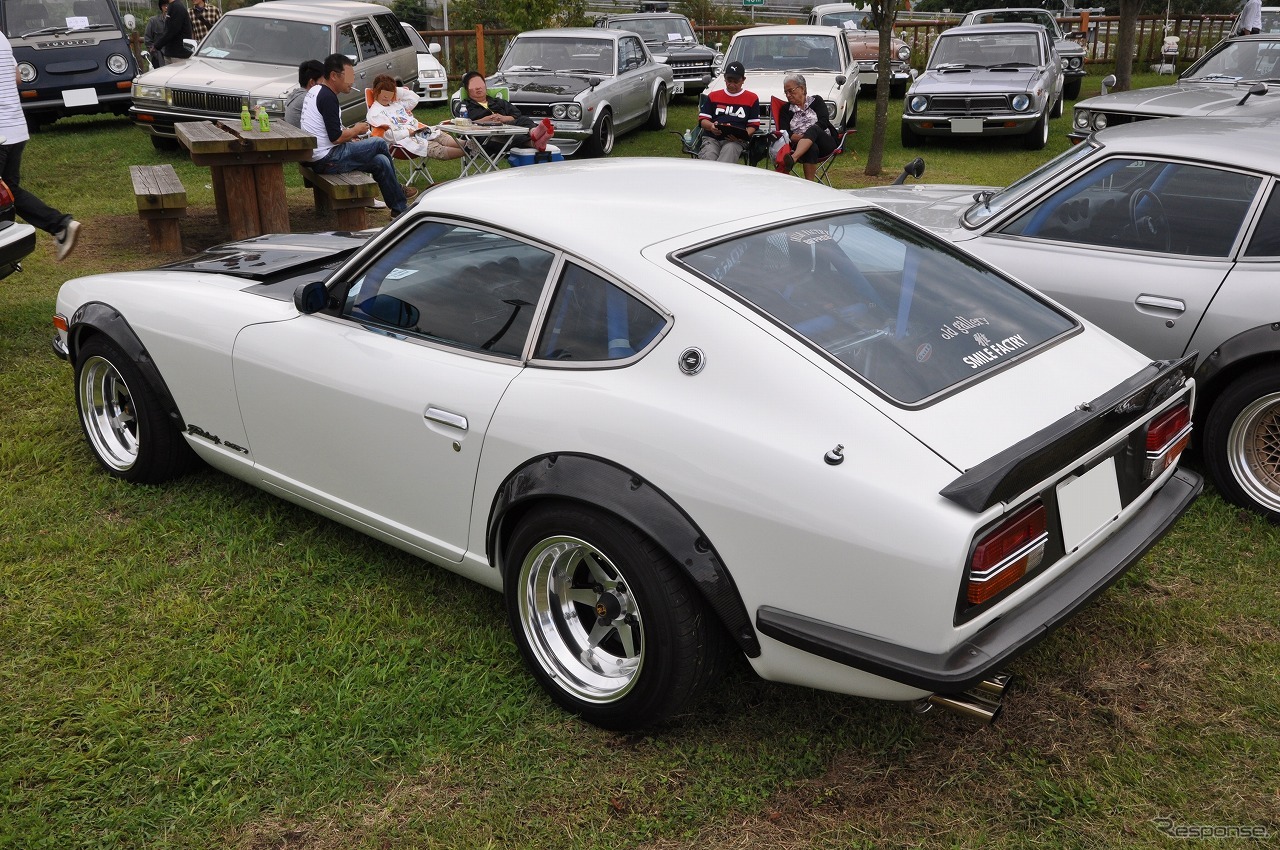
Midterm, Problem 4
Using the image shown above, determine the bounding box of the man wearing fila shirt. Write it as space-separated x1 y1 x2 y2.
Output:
697 61 760 163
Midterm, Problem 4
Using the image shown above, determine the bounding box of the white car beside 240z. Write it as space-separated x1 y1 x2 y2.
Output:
52 161 1200 729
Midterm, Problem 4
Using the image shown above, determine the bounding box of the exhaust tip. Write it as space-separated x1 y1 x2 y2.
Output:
914 673 1012 725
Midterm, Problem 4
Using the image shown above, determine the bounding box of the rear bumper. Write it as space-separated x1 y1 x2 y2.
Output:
0 220 36 280
756 466 1202 692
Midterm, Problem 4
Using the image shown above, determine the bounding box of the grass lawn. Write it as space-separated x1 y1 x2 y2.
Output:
1 70 1277 849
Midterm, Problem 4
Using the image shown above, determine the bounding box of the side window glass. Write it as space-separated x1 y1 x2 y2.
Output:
375 14 410 51
341 223 554 358
536 264 666 362
1245 185 1280 258
1000 159 1260 257
354 21 386 60
336 25 358 61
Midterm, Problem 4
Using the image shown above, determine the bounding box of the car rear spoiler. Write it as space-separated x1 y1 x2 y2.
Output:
940 353 1197 512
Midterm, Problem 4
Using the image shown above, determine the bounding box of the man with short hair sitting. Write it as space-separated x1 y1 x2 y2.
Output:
697 61 760 164
301 53 413 217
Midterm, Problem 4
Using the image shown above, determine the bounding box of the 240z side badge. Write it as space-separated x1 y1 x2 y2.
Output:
678 347 705 375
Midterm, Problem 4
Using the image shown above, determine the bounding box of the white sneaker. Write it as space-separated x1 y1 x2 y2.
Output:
370 198 387 209
55 219 81 262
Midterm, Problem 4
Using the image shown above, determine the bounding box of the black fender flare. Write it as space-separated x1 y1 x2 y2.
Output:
488 453 760 657
67 302 186 430
1194 323 1280 419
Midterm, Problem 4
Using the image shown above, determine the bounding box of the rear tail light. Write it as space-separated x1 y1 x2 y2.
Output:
1144 402 1192 479
0 179 13 209
967 502 1047 605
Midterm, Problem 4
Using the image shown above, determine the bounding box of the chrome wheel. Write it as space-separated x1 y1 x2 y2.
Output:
517 534 644 703
78 354 140 473
1226 390 1280 514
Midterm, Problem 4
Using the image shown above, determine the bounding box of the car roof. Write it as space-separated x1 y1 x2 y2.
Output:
605 13 688 19
1095 116 1280 169
733 25 846 37
232 1 391 20
518 28 622 39
941 23 1047 36
415 159 863 261
967 7 1053 14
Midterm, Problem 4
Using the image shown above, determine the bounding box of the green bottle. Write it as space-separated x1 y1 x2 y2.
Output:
258 107 270 132
241 104 252 131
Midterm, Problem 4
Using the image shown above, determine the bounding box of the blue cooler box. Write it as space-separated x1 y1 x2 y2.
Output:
508 145 563 167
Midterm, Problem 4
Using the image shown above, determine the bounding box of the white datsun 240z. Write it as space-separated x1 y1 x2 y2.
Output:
53 159 1201 729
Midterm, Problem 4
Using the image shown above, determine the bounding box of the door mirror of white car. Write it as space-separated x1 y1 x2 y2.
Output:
429 42 441 55
835 74 847 87
294 281 327 314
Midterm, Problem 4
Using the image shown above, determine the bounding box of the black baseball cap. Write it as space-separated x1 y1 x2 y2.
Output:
724 61 746 80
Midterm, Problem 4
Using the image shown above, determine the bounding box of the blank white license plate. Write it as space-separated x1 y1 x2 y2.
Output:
1056 456 1122 553
672 81 685 94
951 117 984 133
62 88 99 107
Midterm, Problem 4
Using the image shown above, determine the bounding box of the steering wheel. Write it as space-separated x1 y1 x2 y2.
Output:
1128 188 1171 252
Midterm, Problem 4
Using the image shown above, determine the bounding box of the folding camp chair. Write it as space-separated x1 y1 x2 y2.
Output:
365 89 436 190
767 96 854 184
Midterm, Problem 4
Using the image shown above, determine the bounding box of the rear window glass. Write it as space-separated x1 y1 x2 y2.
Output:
677 210 1077 404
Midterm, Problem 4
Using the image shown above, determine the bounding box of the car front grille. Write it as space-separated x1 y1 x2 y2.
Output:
668 60 713 79
515 103 552 118
170 89 244 114
925 95 1010 116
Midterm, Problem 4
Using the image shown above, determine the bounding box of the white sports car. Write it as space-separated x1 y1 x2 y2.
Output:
53 160 1201 730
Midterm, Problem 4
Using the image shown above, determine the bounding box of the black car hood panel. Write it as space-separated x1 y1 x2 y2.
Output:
491 73 597 101
158 231 373 291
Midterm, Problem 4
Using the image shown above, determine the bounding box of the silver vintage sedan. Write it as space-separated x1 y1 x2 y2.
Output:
902 23 1065 150
1070 34 1280 142
854 116 1280 521
453 28 674 157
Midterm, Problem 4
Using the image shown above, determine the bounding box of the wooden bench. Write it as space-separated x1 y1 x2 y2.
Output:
130 164 187 253
298 164 378 230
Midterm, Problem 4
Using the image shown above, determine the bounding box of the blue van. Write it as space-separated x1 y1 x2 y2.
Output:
2 0 140 129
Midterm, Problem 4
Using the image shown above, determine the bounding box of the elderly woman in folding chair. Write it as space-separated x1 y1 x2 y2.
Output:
366 74 465 169
775 73 838 182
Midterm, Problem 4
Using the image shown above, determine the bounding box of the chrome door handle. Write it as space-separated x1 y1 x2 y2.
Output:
424 407 468 431
1136 295 1186 313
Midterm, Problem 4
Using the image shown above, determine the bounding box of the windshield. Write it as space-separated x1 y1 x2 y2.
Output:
196 16 332 65
501 36 616 74
678 211 1076 404
963 140 1098 227
970 11 1062 39
5 0 119 37
608 17 694 43
1184 38 1280 83
930 32 1042 69
726 33 843 73
820 12 866 28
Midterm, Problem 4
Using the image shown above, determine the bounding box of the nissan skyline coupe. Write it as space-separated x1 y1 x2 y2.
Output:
53 159 1200 730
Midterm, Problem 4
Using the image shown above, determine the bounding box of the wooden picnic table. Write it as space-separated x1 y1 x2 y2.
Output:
176 120 317 240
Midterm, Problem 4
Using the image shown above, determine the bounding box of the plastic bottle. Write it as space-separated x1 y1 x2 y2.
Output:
458 102 468 121
257 107 270 132
241 104 252 131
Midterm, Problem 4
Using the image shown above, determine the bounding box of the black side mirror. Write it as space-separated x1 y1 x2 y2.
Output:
293 280 327 314
1238 82 1268 105
588 76 603 90
835 74 847 87
892 157 926 185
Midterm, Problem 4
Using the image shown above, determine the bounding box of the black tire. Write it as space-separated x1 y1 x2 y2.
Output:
889 81 908 99
646 85 668 131
503 503 729 730
583 109 615 157
1050 92 1064 119
1022 111 1049 150
1064 78 1082 100
1203 370 1280 522
74 335 195 484
901 120 920 148
150 135 180 152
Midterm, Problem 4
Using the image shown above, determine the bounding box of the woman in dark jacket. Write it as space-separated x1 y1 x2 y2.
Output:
778 73 837 181
460 70 535 153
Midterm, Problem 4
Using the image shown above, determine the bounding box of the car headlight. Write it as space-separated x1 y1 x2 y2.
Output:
107 53 130 75
17 62 35 83
824 99 837 120
253 96 285 113
897 45 911 62
1073 109 1090 129
1068 57 1083 70
1092 112 1108 130
909 94 928 113
133 82 166 101
423 68 445 79
1011 93 1031 112
552 104 582 121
